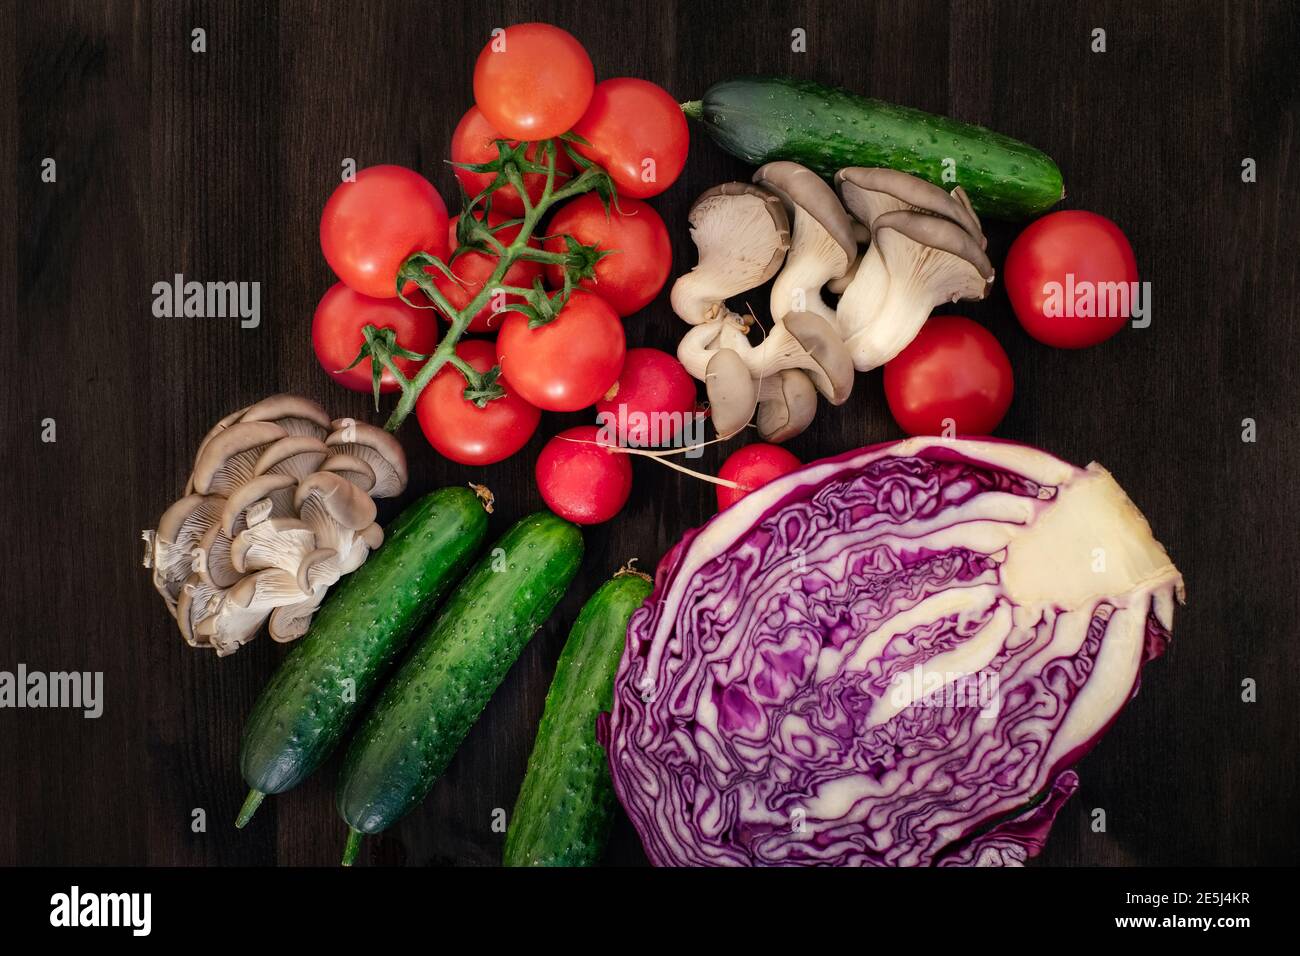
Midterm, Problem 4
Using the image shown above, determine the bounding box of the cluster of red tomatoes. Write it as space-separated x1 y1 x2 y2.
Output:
311 23 694 524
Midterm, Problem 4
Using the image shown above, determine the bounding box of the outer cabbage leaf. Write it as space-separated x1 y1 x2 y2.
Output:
606 438 1183 866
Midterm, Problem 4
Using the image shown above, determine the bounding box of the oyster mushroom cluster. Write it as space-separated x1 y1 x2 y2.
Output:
142 395 407 656
670 163 994 442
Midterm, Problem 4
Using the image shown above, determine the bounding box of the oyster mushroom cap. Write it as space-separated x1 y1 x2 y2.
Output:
325 419 408 498
147 493 226 614
239 394 332 437
268 587 329 643
219 472 297 537
186 406 250 494
200 569 302 656
742 311 855 406
318 453 378 493
670 183 791 325
755 368 818 443
175 573 226 648
230 517 317 575
254 434 330 481
835 167 985 246
705 348 758 439
294 470 379 529
754 162 856 323
190 421 287 495
193 518 246 590
843 209 995 372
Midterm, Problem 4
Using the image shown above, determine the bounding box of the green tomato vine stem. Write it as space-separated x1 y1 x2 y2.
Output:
359 138 614 433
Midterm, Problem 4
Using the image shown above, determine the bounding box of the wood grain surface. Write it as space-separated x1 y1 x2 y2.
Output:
2 0 1297 867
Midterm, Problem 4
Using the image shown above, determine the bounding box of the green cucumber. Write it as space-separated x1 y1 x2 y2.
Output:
336 511 584 864
682 76 1063 220
235 486 490 827
504 566 652 867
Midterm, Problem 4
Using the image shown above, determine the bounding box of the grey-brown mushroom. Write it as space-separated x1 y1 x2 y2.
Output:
841 209 995 372
755 369 818 443
753 162 857 324
142 395 407 655
670 183 791 326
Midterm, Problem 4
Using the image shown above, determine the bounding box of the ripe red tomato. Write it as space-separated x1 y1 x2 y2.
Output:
312 283 438 393
495 289 626 412
1004 210 1138 349
570 78 689 199
883 315 1014 436
450 106 575 216
416 339 540 465
428 213 543 334
473 23 594 141
543 194 671 316
535 425 632 525
717 444 802 511
320 165 448 299
595 348 697 446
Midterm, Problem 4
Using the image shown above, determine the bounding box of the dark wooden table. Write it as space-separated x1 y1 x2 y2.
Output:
3 0 1297 867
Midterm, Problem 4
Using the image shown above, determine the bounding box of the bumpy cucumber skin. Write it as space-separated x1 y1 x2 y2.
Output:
239 488 488 796
337 512 584 836
504 571 653 867
695 76 1064 220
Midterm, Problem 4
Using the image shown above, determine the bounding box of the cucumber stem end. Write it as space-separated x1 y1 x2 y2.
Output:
680 100 703 121
235 789 265 829
342 827 363 867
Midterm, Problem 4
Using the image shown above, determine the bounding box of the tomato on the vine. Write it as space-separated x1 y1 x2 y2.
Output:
543 194 671 316
473 23 594 141
570 78 689 199
312 282 438 394
1004 210 1138 349
882 315 1014 436
535 425 632 525
320 165 448 299
450 106 574 217
416 339 540 465
428 212 543 334
495 289 625 412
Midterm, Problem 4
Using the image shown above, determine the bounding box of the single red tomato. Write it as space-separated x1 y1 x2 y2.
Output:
543 194 671 316
717 444 802 511
883 315 1014 436
1004 210 1139 349
473 23 594 141
428 212 543 334
595 348 697 446
320 165 449 299
535 425 632 524
312 283 439 393
495 289 626 412
450 106 574 216
416 339 540 465
570 78 689 199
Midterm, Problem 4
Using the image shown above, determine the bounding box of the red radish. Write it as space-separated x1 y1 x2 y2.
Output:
536 425 633 525
716 444 802 511
595 348 697 447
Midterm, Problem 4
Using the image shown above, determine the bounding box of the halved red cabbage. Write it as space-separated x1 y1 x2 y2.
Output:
605 438 1184 866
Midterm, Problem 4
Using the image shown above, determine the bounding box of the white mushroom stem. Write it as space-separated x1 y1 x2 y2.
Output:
842 216 994 372
834 245 890 349
769 207 847 324
676 312 752 381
